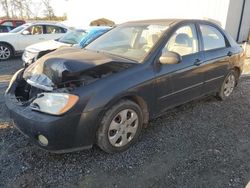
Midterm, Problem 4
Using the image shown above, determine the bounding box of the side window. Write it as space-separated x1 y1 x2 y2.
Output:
46 26 66 34
27 25 43 35
2 21 13 27
16 21 24 27
200 24 226 51
163 24 198 56
0 26 8 32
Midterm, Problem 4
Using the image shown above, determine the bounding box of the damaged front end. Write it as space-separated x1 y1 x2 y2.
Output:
6 68 79 116
4 48 136 152
6 51 134 115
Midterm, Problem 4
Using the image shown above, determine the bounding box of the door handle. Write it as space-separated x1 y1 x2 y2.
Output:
227 51 233 57
194 59 202 66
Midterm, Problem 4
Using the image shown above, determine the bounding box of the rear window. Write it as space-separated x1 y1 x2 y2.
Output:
1 21 13 27
45 25 67 34
200 24 226 51
16 21 24 26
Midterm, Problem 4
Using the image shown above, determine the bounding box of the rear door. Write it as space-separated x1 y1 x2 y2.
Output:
155 23 205 113
198 23 232 94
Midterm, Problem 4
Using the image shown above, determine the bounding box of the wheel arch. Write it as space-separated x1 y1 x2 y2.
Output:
230 66 241 86
102 94 150 126
0 41 15 53
233 66 241 79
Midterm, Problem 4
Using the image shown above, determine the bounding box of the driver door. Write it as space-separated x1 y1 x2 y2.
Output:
19 25 45 50
155 24 205 114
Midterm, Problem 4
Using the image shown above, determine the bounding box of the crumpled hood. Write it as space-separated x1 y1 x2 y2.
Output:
25 40 71 53
23 47 135 89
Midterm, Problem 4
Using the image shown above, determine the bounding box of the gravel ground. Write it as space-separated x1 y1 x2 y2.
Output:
0 55 250 188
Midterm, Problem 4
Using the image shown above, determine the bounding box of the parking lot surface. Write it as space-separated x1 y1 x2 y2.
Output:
0 56 250 188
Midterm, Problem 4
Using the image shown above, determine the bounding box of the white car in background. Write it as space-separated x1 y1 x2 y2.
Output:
22 27 111 66
0 22 68 60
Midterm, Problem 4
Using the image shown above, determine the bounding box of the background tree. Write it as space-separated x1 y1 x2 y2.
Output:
42 0 55 20
0 0 10 18
0 0 66 21
0 0 34 19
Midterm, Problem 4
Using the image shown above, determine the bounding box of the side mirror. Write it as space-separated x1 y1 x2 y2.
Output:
22 30 30 35
159 51 182 65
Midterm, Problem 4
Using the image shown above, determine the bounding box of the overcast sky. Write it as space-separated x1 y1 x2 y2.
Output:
50 0 68 16
65 0 229 27
1 0 229 29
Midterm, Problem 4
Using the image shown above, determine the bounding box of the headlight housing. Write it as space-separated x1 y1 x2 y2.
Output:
30 93 79 115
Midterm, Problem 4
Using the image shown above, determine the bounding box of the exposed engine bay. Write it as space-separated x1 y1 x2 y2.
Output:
15 61 133 102
12 48 136 103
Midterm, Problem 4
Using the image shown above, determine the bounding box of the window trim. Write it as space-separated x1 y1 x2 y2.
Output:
198 23 230 52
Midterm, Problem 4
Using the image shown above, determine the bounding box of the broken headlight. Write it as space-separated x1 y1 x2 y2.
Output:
30 93 79 115
27 74 54 91
23 61 55 91
22 50 38 66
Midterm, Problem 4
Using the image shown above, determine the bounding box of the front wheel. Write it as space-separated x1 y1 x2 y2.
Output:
218 70 237 100
97 100 143 153
0 43 13 61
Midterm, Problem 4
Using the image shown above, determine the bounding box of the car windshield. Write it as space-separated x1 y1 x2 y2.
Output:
9 25 26 33
58 30 87 44
86 24 168 62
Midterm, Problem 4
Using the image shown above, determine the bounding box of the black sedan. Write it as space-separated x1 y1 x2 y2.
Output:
5 19 245 153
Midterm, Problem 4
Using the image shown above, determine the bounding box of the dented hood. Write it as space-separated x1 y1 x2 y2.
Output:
23 47 135 89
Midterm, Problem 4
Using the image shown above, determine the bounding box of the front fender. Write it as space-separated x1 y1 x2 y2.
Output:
77 64 156 118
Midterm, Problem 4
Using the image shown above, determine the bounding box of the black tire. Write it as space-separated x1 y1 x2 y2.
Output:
0 43 13 61
217 70 237 100
97 100 143 153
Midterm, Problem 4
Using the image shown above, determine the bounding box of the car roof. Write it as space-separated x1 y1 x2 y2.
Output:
122 19 218 27
23 22 68 28
123 19 181 25
0 19 24 22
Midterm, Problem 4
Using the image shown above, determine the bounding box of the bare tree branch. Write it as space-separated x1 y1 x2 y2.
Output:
0 0 65 20
0 0 10 18
42 0 55 20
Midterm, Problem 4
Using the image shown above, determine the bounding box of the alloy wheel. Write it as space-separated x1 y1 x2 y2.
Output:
223 74 235 97
0 45 11 60
108 109 139 147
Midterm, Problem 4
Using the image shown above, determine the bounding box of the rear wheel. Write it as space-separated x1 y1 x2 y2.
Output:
218 70 237 100
97 100 143 153
0 43 13 60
